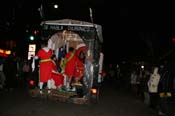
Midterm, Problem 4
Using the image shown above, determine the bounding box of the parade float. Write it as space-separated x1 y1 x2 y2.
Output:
29 19 104 104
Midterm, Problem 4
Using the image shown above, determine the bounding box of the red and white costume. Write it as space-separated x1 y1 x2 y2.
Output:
51 61 64 87
74 58 84 79
64 52 77 77
36 48 52 83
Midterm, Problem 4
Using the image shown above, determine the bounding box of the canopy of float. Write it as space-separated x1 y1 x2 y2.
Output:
41 19 103 43
48 31 84 50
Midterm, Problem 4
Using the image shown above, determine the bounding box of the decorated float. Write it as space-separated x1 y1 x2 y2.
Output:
29 19 104 104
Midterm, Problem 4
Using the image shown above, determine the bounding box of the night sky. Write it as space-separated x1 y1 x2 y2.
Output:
1 1 175 64
104 2 175 63
0 0 104 38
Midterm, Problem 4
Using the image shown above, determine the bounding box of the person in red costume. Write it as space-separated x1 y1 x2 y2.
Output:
50 54 64 90
64 47 77 91
73 51 85 86
32 40 53 94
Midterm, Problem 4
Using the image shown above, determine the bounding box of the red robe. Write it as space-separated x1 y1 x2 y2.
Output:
74 58 84 79
36 48 52 82
51 61 64 86
64 52 77 76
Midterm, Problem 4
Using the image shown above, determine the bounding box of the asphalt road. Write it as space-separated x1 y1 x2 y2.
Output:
0 81 157 116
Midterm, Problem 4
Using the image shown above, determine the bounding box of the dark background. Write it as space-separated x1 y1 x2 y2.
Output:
1 1 175 64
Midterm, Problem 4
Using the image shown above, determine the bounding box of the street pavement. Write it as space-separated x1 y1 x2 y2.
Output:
0 81 157 116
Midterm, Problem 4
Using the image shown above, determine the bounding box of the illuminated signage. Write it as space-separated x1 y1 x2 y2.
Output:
0 49 11 54
28 44 36 52
28 51 35 60
28 44 36 60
